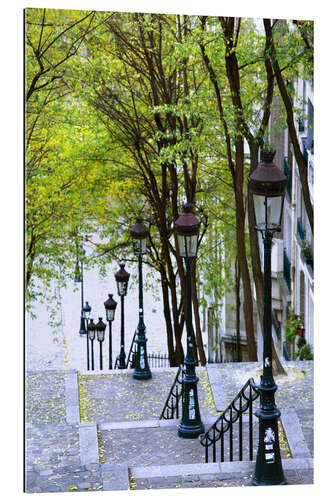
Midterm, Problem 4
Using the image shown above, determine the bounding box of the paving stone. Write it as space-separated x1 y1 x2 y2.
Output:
79 369 218 423
25 370 67 424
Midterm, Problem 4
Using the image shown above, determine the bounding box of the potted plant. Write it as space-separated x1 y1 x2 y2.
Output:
295 336 314 360
284 316 302 344
301 240 313 267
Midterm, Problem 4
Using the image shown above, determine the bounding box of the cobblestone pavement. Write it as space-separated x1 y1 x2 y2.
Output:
210 361 313 410
25 370 67 424
26 463 103 493
132 468 313 489
295 408 314 456
25 423 80 469
99 424 264 467
79 369 218 422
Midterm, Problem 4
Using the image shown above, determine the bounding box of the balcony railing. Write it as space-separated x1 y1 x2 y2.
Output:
283 157 292 202
283 248 291 292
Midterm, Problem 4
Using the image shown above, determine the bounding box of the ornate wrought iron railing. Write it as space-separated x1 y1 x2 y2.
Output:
159 365 185 420
199 378 260 463
125 330 138 369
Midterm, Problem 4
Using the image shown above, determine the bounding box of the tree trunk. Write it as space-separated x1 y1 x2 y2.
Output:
235 256 242 362
264 18 313 233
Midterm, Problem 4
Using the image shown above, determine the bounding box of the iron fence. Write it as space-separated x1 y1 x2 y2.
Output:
199 378 260 463
125 330 170 369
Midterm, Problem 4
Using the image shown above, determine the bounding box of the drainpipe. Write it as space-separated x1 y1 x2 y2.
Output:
290 152 297 315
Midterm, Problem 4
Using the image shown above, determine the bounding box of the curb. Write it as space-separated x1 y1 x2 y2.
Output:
79 422 99 465
101 463 130 490
206 365 229 411
280 409 312 458
64 370 80 424
130 457 314 481
99 416 218 431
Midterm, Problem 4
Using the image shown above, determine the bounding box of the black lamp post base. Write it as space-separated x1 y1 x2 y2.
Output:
251 476 287 486
118 352 126 369
252 412 286 486
133 336 151 380
133 368 152 380
178 421 204 439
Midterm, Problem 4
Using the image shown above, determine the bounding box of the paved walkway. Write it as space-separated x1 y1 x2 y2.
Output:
24 361 314 492
79 368 218 422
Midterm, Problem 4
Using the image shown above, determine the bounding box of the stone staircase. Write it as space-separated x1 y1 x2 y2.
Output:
25 364 314 492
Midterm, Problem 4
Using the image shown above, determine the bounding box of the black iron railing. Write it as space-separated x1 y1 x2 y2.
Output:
125 330 170 369
125 330 138 368
147 353 170 368
159 365 185 419
199 378 259 463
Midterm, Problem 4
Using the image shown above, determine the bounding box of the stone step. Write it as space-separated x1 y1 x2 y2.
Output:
130 457 314 490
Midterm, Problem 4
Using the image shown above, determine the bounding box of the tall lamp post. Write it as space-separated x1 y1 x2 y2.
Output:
248 150 287 486
130 217 152 380
87 319 96 371
115 263 130 369
82 301 92 370
104 294 117 370
96 317 107 370
174 203 204 438
74 252 86 337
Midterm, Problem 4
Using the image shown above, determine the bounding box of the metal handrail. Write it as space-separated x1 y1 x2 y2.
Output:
159 365 185 420
199 378 260 463
125 330 138 368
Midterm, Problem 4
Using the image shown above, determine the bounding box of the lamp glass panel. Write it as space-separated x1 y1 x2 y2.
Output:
117 281 127 296
177 234 198 257
253 194 266 229
133 238 147 255
106 308 115 321
83 309 90 319
88 330 95 340
177 235 186 257
186 234 198 258
267 195 283 229
97 331 105 342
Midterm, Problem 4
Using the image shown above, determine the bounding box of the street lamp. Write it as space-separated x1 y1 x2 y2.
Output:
87 319 96 371
96 317 107 370
248 149 287 486
130 217 152 380
82 301 92 370
115 263 130 369
74 253 86 337
104 294 117 370
174 203 204 438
